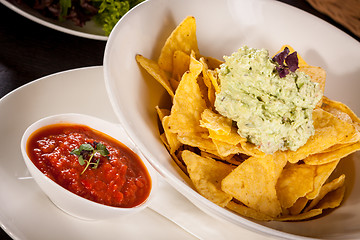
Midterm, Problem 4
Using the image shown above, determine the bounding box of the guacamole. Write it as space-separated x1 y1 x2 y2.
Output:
214 46 323 154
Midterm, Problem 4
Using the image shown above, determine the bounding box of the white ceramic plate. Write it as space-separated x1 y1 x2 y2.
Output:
0 66 275 240
0 0 107 40
0 67 197 240
104 0 360 239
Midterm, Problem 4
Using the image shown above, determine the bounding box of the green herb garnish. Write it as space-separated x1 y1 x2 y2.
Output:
71 142 109 175
93 0 145 35
59 0 72 21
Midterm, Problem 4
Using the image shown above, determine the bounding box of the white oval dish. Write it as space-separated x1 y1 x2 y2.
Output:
0 0 108 41
103 0 360 239
20 113 157 220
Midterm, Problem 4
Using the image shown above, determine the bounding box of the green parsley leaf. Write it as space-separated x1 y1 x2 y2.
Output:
79 143 94 152
71 142 109 175
92 0 145 35
59 0 72 21
70 148 81 156
96 143 110 156
78 155 86 166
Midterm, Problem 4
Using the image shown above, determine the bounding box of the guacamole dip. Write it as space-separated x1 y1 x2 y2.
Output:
214 46 322 154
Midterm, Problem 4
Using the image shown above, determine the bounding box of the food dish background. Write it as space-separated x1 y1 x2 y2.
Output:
0 0 108 40
0 0 359 239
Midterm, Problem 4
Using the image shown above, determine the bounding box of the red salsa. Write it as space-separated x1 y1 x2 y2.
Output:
26 123 152 208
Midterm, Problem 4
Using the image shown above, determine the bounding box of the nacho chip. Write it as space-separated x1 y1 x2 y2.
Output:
288 197 308 215
239 141 266 158
169 78 180 91
136 54 174 97
172 50 190 81
160 133 169 147
222 155 246 166
207 69 221 93
212 139 245 157
276 209 323 221
208 128 246 146
226 201 273 221
168 53 206 134
158 16 199 72
313 109 358 145
322 102 353 124
304 142 360 165
160 134 187 174
200 150 234 162
313 185 345 210
306 159 340 199
281 108 357 163
201 150 248 165
177 133 217 152
182 150 234 207
221 155 286 217
197 75 213 109
322 96 360 131
155 106 170 121
201 56 223 70
200 109 232 135
162 116 182 153
200 58 216 108
305 174 345 212
201 110 245 146
322 96 360 124
276 163 316 209
156 106 181 153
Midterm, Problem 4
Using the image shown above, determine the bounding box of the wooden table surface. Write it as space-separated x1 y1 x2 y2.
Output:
0 0 358 239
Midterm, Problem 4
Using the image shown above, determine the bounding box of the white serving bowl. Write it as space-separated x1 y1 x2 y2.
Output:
103 0 360 238
20 113 157 220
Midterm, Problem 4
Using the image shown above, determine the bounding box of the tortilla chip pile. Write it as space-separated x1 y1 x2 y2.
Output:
136 16 360 221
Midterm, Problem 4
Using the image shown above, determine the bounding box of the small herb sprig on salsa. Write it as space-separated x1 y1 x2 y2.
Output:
12 0 144 35
71 142 109 175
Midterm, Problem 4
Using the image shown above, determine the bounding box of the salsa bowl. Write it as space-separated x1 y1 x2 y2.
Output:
20 113 157 220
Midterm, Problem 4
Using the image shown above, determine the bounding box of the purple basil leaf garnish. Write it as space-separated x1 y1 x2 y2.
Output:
276 66 289 78
273 47 300 77
285 51 299 72
272 47 289 65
